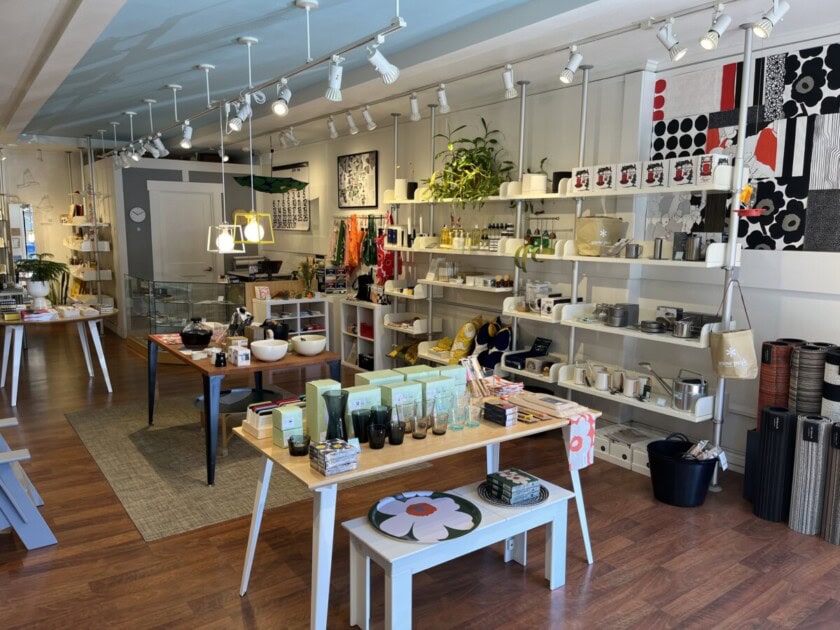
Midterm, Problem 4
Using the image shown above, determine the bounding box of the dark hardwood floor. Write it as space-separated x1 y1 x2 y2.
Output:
1 327 838 629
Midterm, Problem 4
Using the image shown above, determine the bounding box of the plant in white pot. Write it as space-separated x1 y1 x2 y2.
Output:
16 253 69 309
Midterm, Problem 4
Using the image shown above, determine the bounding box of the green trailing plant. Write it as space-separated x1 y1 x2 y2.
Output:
15 253 68 283
426 118 514 209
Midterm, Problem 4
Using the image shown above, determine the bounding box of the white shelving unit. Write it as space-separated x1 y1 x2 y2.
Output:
252 296 330 340
418 279 512 294
417 340 451 365
62 237 111 252
340 299 387 371
383 312 443 336
62 219 113 309
497 352 567 384
383 279 440 301
502 296 565 323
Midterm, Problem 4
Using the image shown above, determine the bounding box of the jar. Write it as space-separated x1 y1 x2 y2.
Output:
525 280 550 313
180 317 213 350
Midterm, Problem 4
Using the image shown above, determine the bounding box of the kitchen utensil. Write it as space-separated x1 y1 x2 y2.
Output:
653 237 664 259
291 334 327 356
640 320 665 334
625 243 642 259
611 370 625 391
685 234 704 261
595 372 610 391
574 367 586 385
672 369 707 411
638 362 673 397
672 319 697 338
250 339 289 362
606 305 628 327
623 377 639 397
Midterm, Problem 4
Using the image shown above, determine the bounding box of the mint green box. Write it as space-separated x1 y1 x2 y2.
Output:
413 376 456 414
437 365 467 395
273 426 304 448
394 365 439 381
272 404 303 431
381 380 423 411
354 369 404 387
342 385 382 438
306 379 341 442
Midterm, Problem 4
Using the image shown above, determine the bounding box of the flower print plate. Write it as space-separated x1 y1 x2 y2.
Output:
476 482 549 508
368 491 482 543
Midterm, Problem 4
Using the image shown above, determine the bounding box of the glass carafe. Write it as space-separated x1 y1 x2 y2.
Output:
323 390 348 441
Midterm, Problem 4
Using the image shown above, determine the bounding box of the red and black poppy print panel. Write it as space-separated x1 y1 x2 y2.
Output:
782 44 840 118
738 177 808 250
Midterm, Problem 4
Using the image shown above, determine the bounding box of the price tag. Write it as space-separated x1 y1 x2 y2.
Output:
718 449 728 471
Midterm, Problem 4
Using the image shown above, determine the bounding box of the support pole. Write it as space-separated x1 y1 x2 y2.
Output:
710 26 754 490
85 137 103 316
427 104 437 342
568 66 592 364
392 113 400 225
511 80 529 351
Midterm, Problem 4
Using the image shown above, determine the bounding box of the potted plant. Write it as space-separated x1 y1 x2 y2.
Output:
16 253 69 309
427 118 514 209
297 257 316 297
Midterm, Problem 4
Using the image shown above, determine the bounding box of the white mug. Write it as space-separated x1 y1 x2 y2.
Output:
623 377 638 397
611 370 625 391
574 366 586 385
595 372 610 391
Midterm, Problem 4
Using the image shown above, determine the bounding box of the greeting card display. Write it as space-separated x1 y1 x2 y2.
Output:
641 160 668 189
570 167 592 193
616 162 641 189
592 164 616 191
696 154 731 185
668 157 696 187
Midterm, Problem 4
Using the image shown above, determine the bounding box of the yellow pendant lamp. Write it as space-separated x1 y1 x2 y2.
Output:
234 209 275 245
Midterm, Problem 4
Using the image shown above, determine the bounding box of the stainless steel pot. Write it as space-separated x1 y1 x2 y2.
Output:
672 319 696 338
684 235 704 261
672 369 707 411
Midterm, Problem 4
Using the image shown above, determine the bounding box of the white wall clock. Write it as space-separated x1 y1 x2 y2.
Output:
129 206 146 223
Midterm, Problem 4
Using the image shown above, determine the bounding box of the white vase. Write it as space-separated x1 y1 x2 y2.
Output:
28 280 50 310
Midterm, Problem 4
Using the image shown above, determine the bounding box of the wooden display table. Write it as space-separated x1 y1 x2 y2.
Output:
234 410 599 630
147 334 339 485
0 310 117 406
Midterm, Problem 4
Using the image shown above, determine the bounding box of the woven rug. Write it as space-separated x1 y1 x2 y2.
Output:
66 399 423 542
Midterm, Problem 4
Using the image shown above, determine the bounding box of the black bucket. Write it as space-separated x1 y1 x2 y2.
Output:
647 433 717 507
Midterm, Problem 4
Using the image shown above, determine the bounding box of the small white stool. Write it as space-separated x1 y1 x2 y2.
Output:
342 480 573 630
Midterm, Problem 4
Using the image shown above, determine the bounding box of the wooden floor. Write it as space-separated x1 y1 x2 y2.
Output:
1 328 839 629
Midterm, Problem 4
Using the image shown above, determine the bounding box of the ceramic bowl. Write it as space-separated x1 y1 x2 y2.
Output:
250 339 289 362
292 334 327 356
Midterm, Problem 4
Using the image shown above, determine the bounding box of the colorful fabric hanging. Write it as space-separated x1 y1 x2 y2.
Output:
346 215 361 270
362 214 378 267
332 220 346 267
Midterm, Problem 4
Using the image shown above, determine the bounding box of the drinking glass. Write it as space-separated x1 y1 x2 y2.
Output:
450 397 468 431
412 415 430 439
351 409 371 443
398 400 417 433
466 402 482 428
433 394 453 435
388 420 406 445
369 424 387 449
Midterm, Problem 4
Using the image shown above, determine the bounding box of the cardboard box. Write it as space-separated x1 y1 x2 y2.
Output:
223 336 249 350
273 426 304 448
272 404 304 431
306 379 341 442
616 161 642 189
641 160 669 189
437 365 467 394
354 369 405 387
227 346 251 366
245 325 265 343
592 164 616 191
696 153 731 184
569 166 592 193
394 366 439 381
381 380 423 410
242 419 272 440
668 156 697 186
342 385 382 437
412 376 456 414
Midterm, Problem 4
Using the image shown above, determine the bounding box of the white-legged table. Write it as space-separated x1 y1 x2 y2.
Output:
233 410 599 630
0 312 116 406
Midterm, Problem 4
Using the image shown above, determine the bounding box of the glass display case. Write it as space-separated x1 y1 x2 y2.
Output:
125 275 246 340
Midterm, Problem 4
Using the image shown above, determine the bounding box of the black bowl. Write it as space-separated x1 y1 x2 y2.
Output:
180 330 212 350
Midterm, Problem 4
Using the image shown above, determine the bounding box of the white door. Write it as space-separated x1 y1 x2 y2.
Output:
148 182 224 282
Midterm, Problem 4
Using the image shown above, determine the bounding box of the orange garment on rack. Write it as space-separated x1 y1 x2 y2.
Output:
345 214 361 270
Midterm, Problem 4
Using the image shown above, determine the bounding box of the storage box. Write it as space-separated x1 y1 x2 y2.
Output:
380 380 423 410
668 156 697 187
592 164 616 191
696 153 731 184
631 441 654 476
354 369 404 387
437 365 467 395
569 166 592 193
642 160 669 189
272 404 304 431
223 336 249 350
306 379 341 442
616 161 642 189
394 366 439 381
342 385 381 437
412 376 456 414
242 419 272 440
273 426 304 448
227 346 251 366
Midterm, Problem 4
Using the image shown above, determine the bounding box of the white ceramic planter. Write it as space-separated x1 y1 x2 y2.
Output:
28 281 50 309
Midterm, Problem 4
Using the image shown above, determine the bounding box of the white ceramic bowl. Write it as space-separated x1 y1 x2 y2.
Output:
292 334 327 356
250 339 289 362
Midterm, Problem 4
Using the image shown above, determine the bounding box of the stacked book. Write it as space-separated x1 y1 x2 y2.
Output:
309 439 358 476
486 468 542 504
21 309 58 322
483 397 518 427
243 397 302 439
506 391 588 421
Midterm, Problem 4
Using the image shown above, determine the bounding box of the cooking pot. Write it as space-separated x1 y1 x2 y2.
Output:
672 319 697 338
672 369 707 411
261 319 289 341
685 235 704 261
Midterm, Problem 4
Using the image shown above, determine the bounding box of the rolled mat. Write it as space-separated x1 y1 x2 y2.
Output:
754 406 798 522
788 415 833 535
821 348 840 422
743 428 760 503
757 341 795 429
789 344 837 415
821 424 840 545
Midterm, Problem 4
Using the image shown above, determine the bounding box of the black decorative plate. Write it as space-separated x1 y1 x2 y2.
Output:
368 490 481 543
476 481 549 508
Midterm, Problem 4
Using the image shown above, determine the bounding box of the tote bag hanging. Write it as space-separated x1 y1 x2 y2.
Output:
709 280 758 380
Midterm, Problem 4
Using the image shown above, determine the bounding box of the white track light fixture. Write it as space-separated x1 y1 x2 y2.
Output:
152 134 169 158
327 116 339 139
143 137 160 159
0 148 6 161
436 84 450 114
367 42 399 84
409 93 421 121
657 18 687 62
218 148 229 162
502 64 518 99
362 106 377 131
754 0 791 38
129 144 142 162
165 84 182 122
272 79 292 116
326 55 345 102
700 4 732 50
228 95 252 133
285 127 300 146
559 46 583 84
346 111 359 135
180 121 193 149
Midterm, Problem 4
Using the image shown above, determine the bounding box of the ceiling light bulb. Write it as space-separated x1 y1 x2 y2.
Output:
367 46 399 85
502 64 518 99
437 84 450 114
346 111 359 135
325 55 344 102
657 19 687 63
754 0 791 38
129 145 141 161
272 82 292 116
180 122 193 149
243 214 265 242
228 99 251 133
152 135 169 158
700 5 732 50
218 148 229 162
409 93 421 122
215 227 236 253
327 116 339 139
559 45 584 84
362 106 377 131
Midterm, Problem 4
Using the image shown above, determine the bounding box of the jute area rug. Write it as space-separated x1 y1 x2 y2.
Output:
67 399 423 542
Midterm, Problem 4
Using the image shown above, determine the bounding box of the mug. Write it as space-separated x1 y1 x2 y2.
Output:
574 366 586 385
611 370 625 391
595 372 610 391
623 377 639 397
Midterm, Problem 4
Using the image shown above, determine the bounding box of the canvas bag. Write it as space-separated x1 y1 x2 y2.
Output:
709 280 758 379
575 209 624 256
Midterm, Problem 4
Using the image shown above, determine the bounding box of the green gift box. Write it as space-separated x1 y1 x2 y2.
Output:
381 380 423 410
437 365 467 395
413 376 456 414
272 404 303 431
342 385 382 437
354 369 405 387
394 365 439 381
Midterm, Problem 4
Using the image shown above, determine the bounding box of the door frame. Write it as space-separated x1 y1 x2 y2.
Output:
147 180 225 282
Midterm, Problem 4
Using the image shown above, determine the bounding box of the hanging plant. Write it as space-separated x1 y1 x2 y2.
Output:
426 118 514 209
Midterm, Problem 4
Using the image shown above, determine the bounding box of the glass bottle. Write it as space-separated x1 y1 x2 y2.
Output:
440 224 450 248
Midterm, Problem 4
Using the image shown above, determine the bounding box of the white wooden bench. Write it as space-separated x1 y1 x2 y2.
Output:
342 479 574 630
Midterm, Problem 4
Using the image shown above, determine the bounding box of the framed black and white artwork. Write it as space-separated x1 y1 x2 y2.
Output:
271 161 310 231
337 150 378 209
